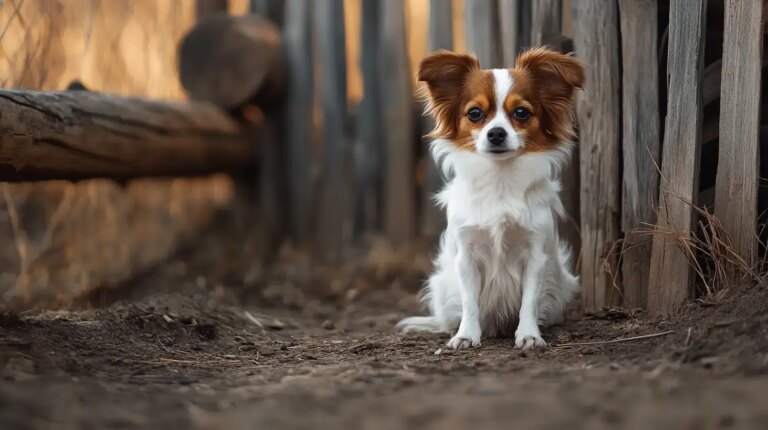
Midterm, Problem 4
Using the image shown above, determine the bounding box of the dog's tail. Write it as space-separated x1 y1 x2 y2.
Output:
558 240 580 298
395 316 441 333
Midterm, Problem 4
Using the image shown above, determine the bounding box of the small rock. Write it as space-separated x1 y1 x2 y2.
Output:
322 320 335 330
434 348 443 355
260 347 276 357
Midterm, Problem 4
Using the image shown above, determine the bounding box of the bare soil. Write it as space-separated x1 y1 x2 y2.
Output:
2 233 768 429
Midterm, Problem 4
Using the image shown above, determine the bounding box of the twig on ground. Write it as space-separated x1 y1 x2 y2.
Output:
555 330 674 348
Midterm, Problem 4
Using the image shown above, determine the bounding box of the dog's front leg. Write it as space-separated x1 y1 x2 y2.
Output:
515 245 547 350
447 250 482 349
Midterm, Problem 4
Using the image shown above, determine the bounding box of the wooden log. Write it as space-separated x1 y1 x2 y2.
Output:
419 0 454 239
178 14 283 111
647 0 707 315
571 0 622 311
618 0 661 309
381 0 417 244
0 90 254 182
283 0 315 243
315 0 351 262
499 0 521 66
464 0 502 68
355 0 383 237
531 0 562 47
196 0 228 20
714 0 764 276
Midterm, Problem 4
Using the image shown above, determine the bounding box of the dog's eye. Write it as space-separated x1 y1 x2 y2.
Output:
512 107 532 121
467 107 485 123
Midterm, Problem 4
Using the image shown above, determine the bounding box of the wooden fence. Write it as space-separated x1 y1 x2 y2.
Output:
1 0 765 316
258 0 767 315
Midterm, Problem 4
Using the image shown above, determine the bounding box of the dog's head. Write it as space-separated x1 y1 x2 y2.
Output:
418 48 584 160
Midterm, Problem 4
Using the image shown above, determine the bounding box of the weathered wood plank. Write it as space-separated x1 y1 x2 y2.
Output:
420 0 454 238
498 0 520 66
355 0 383 236
618 0 661 308
647 0 707 315
315 0 351 262
531 0 562 47
714 0 764 274
381 0 416 244
0 90 253 182
464 0 502 68
283 0 315 243
571 0 622 311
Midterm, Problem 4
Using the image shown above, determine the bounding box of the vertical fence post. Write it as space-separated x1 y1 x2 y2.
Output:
420 0 454 239
381 0 416 245
571 0 622 311
283 0 314 244
464 0 502 68
618 0 661 309
531 0 562 47
498 0 520 66
647 0 707 315
355 0 383 237
714 0 764 277
315 0 351 262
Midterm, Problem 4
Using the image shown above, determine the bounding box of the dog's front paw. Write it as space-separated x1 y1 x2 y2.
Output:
447 334 481 350
514 333 547 350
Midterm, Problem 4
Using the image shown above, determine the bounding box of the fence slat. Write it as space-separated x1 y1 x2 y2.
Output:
714 0 764 274
354 0 383 237
381 0 416 244
283 0 314 243
531 0 562 47
572 0 622 311
420 0 454 238
618 0 661 308
464 0 502 68
498 0 520 66
315 0 350 262
647 0 707 315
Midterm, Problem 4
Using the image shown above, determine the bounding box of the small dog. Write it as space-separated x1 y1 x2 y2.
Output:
397 48 584 350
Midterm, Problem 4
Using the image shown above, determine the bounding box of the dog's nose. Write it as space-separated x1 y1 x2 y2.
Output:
487 127 507 145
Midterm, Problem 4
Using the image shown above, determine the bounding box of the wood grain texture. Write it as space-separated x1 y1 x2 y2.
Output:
464 0 502 68
498 0 520 66
354 0 383 236
714 0 764 272
571 0 622 311
315 0 351 262
420 0 454 238
283 0 315 243
381 0 417 244
618 0 661 308
531 0 562 47
647 0 707 315
0 90 253 182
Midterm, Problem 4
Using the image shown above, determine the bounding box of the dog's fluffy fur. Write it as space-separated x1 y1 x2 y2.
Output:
397 48 585 350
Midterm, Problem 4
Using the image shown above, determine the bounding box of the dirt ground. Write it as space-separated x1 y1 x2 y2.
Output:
2 229 768 429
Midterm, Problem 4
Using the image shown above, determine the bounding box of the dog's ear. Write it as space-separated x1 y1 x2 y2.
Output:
418 51 480 138
515 48 585 99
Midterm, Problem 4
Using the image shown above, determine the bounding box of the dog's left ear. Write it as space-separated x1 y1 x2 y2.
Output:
516 48 585 99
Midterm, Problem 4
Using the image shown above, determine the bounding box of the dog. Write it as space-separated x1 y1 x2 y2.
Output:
397 48 584 350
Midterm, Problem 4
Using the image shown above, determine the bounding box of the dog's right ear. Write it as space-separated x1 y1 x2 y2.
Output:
418 51 480 138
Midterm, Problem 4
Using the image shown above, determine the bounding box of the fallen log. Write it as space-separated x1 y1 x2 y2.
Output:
178 14 284 111
0 89 256 182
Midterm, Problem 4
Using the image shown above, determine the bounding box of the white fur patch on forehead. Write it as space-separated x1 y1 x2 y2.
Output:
491 69 513 108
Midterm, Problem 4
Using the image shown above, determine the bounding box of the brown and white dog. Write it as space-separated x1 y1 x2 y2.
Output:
397 48 584 350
